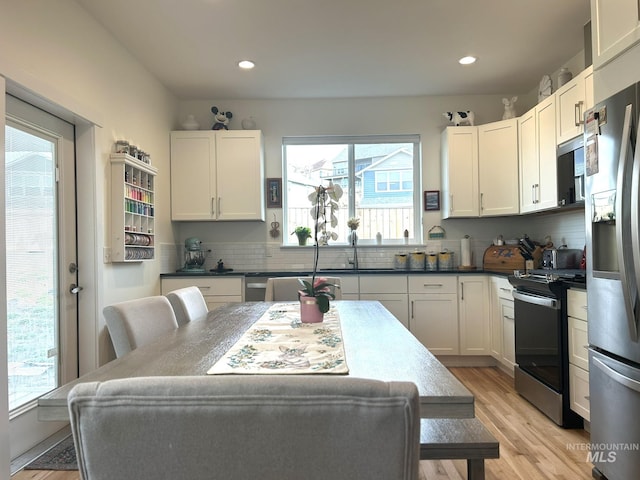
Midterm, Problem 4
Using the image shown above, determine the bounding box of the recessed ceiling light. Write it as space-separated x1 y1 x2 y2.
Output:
238 60 255 69
459 56 477 65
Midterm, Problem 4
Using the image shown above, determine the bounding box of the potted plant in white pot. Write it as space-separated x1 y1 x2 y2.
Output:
297 182 343 322
292 226 312 246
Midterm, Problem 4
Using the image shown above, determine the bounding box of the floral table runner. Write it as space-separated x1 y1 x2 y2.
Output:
207 302 348 375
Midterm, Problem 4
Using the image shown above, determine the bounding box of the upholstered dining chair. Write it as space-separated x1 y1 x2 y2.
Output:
165 286 208 326
68 376 420 480
264 276 342 301
103 296 179 358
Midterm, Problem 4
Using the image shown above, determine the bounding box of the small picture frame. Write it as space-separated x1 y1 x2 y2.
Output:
266 178 282 208
424 190 440 211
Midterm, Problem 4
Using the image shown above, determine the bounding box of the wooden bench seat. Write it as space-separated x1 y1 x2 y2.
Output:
420 417 499 480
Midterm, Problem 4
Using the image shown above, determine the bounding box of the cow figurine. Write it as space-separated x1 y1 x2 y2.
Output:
443 111 475 126
502 97 518 120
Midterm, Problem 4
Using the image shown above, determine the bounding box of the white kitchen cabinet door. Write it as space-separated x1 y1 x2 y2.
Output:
441 127 479 218
519 96 557 213
216 130 265 221
569 363 591 421
490 276 513 360
170 130 264 221
591 0 640 69
478 119 519 216
536 96 558 211
359 293 409 329
518 107 538 213
501 300 516 370
458 276 490 355
170 131 216 220
409 294 459 355
556 67 594 145
161 277 244 311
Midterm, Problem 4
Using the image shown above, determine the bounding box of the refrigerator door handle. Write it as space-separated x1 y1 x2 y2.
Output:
615 104 640 340
593 357 640 394
631 116 640 341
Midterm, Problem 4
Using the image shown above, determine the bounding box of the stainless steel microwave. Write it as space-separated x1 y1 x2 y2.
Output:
557 137 585 206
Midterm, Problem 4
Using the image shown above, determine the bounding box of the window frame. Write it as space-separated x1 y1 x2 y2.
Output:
282 134 422 246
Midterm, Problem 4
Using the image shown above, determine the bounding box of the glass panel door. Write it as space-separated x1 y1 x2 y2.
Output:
5 94 78 459
5 123 59 410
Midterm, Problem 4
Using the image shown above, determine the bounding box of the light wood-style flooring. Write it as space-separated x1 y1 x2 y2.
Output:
12 367 592 480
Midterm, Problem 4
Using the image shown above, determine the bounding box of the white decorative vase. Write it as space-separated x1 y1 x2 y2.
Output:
241 117 256 130
557 68 573 88
181 114 200 130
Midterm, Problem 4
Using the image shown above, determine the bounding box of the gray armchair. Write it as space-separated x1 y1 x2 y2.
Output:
68 376 420 480
165 286 208 325
103 296 179 358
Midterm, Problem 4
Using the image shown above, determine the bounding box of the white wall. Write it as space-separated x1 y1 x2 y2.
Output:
0 0 178 461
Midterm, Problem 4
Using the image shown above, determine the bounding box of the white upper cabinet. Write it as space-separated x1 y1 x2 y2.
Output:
591 0 640 69
556 66 594 145
441 121 519 218
478 119 519 216
518 95 558 213
441 127 479 218
170 130 265 221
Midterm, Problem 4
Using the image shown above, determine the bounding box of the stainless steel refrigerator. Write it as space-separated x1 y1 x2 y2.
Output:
585 83 640 480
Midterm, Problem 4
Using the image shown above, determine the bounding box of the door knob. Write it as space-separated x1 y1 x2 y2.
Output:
70 283 83 294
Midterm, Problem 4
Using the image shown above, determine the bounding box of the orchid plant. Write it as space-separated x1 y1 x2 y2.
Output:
297 183 343 313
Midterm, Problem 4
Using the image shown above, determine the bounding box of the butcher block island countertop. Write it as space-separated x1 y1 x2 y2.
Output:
38 301 474 421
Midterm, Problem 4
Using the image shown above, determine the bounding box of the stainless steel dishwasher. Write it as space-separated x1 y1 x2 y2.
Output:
244 276 269 301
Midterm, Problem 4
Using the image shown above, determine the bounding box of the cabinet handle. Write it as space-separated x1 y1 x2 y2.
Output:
197 286 211 290
423 283 443 288
460 282 465 300
410 300 414 318
584 395 590 401
575 101 584 126
582 305 588 310
218 197 221 215
211 197 215 215
450 194 454 213
505 315 514 321
480 192 484 211
499 287 511 292
531 184 536 204
583 344 589 349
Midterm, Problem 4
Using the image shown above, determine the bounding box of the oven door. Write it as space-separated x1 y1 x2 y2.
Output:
513 290 562 392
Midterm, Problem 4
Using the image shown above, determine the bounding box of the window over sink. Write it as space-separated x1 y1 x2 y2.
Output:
282 135 421 245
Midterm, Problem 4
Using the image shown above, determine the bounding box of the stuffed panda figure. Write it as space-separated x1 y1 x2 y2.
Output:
211 106 233 130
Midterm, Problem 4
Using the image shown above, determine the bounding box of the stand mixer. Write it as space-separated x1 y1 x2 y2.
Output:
182 237 207 272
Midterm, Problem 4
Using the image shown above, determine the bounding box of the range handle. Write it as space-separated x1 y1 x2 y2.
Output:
512 290 558 309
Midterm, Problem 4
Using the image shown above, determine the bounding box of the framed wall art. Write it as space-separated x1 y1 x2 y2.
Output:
424 190 440 211
266 178 282 208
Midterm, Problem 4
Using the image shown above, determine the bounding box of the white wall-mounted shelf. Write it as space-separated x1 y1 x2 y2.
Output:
110 153 158 262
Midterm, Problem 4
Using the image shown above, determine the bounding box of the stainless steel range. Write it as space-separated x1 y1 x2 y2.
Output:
508 270 584 428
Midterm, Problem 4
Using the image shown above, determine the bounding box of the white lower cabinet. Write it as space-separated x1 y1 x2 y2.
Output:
408 276 459 355
567 288 590 421
341 275 409 328
458 276 490 355
490 276 516 371
161 276 243 311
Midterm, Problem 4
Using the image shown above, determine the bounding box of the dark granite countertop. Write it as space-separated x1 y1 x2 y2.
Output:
161 268 494 278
